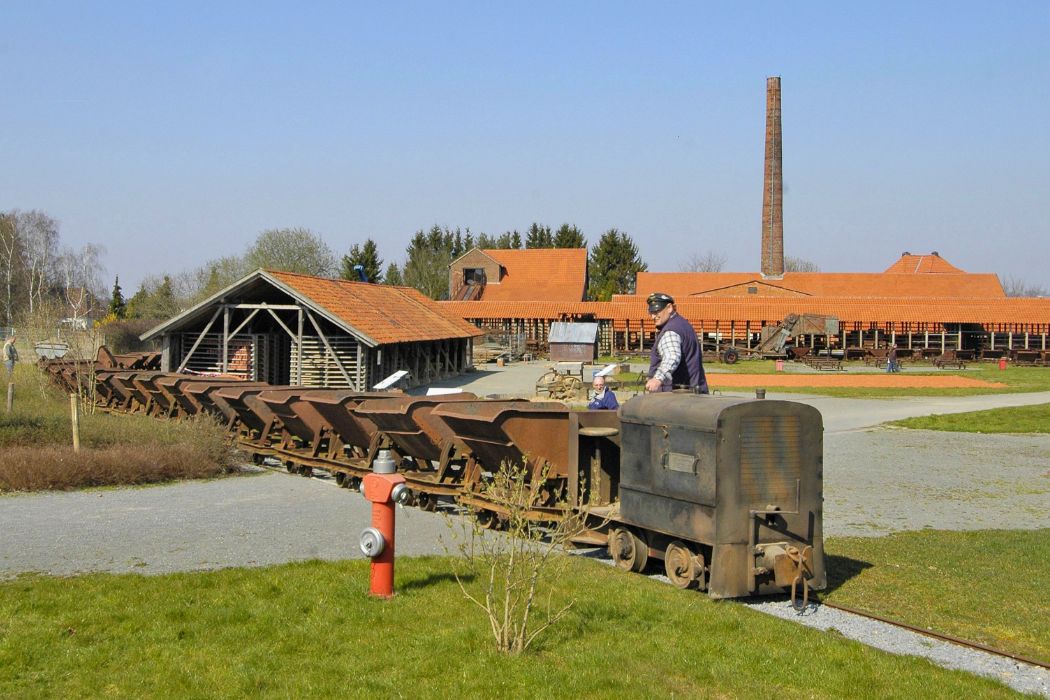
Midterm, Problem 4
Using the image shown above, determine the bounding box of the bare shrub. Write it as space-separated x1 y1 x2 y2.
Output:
444 463 585 654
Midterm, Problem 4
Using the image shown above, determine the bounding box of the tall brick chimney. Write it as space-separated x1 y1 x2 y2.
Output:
761 76 784 279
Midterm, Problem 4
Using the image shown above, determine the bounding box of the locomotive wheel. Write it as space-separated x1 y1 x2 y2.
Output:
416 492 437 512
664 541 700 589
609 528 648 573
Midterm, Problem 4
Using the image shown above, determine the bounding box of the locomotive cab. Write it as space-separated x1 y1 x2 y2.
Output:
616 393 825 599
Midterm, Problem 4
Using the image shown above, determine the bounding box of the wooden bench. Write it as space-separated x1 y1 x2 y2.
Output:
933 351 966 369
804 357 843 371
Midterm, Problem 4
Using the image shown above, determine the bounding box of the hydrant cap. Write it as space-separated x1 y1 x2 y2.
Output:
372 449 397 474
360 526 386 557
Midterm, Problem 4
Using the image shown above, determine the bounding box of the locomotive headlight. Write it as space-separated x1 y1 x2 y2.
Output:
359 527 386 558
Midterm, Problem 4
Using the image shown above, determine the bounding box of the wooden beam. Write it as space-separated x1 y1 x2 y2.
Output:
304 309 354 387
228 303 301 310
177 307 223 373
228 307 261 341
264 307 296 340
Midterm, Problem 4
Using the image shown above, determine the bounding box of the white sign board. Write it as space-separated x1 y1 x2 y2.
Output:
425 387 462 396
373 370 409 390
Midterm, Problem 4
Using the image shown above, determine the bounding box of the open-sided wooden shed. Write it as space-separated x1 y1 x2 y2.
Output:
140 269 481 389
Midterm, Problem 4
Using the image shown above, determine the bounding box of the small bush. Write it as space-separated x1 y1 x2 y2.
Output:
1 365 241 491
0 443 239 491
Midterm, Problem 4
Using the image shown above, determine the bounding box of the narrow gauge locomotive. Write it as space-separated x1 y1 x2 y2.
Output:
53 363 825 600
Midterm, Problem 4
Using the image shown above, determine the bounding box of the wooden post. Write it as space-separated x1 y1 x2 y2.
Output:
70 393 81 453
5 382 12 413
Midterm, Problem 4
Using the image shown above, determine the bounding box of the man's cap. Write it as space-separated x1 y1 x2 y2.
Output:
647 292 674 314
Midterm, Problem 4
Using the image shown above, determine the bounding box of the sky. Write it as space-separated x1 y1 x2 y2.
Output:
3 2 1049 293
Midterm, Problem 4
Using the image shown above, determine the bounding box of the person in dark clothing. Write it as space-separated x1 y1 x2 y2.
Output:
587 375 619 410
645 293 708 394
886 345 899 373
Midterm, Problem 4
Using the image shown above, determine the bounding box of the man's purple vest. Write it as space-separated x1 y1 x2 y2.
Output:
648 312 708 393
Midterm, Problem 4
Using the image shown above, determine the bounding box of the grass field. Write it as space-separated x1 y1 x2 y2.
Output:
890 403 1050 433
0 365 238 491
823 529 1050 662
0 555 1025 699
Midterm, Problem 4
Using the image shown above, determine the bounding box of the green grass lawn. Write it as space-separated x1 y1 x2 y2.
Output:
824 529 1050 663
0 555 1025 699
890 403 1050 433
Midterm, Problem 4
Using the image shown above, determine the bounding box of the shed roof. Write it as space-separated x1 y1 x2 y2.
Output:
142 269 481 346
548 321 598 343
635 270 1005 299
473 248 588 302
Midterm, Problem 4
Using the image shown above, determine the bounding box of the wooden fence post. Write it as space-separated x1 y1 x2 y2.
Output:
5 382 12 413
70 393 81 453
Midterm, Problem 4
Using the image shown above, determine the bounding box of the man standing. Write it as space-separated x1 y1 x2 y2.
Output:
644 293 708 394
587 375 619 410
3 333 18 378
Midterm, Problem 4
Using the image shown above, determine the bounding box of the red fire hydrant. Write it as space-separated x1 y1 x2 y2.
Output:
998 357 1008 370
359 450 409 599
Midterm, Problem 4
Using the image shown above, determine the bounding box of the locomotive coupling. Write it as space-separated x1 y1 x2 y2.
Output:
753 543 814 588
360 449 408 599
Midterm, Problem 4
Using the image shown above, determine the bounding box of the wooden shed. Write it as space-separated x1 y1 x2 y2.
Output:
140 269 481 390
548 321 598 362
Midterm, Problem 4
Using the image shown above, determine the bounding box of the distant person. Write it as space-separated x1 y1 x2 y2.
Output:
644 293 709 394
886 345 898 373
3 333 18 378
587 375 619 410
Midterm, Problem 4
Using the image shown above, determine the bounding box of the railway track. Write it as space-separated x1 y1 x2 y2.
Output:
816 599 1049 671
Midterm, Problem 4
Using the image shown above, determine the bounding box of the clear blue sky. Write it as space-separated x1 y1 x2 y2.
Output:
3 1 1048 292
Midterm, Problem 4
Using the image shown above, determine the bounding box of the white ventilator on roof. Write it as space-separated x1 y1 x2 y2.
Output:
373 370 409 390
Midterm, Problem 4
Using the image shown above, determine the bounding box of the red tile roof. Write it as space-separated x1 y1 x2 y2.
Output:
883 253 964 274
477 248 587 302
634 271 1005 299
268 270 482 345
443 296 1050 333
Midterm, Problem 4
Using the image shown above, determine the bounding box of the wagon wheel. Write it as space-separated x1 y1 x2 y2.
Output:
609 527 648 572
284 461 297 473
347 476 362 492
416 491 437 512
722 348 739 364
664 541 702 589
535 369 559 395
335 472 348 488
562 376 583 399
476 509 499 530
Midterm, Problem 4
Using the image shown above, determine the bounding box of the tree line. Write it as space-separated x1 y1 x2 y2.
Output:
7 206 1045 342
0 210 105 329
